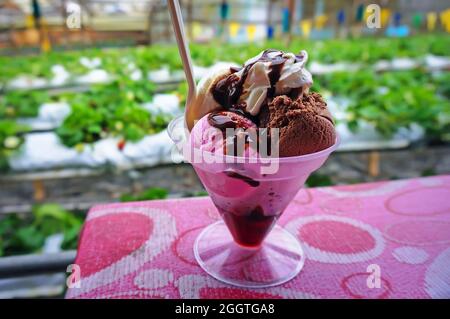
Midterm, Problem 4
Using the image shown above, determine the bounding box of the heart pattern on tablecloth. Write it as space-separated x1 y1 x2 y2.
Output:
175 274 318 299
285 215 385 263
385 187 450 216
76 213 153 277
66 206 177 299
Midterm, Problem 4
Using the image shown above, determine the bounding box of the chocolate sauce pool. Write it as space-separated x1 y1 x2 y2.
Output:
221 205 277 247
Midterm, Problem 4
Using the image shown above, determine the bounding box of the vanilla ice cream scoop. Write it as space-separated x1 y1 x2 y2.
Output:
186 49 313 130
186 63 234 131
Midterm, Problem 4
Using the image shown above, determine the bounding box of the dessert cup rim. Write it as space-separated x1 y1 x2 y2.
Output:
168 115 340 164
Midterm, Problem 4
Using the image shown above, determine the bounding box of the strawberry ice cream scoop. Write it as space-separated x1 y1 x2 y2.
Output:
190 111 259 157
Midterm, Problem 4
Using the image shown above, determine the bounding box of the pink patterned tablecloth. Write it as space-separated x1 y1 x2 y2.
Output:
66 175 450 299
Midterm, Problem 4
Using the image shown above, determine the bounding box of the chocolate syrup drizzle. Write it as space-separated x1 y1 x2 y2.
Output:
212 49 306 115
224 170 260 187
212 49 284 110
207 112 253 156
207 112 238 130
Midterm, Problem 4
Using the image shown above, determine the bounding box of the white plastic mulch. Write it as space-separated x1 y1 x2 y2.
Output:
6 55 449 91
5 58 234 90
336 122 424 151
9 93 182 171
16 102 71 131
309 61 361 75
310 55 450 74
9 130 176 171
326 97 424 151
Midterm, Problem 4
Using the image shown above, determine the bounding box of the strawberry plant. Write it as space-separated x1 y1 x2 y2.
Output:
0 90 50 118
0 204 83 257
0 120 28 171
1 34 448 85
435 72 450 100
120 187 168 202
56 78 169 147
56 102 108 147
318 70 450 141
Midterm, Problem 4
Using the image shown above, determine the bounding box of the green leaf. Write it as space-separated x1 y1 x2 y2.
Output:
120 187 168 202
16 226 46 252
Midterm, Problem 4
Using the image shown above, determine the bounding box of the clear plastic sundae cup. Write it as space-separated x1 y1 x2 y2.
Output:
168 115 339 288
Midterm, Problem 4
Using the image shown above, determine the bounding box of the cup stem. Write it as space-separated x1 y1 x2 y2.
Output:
194 221 305 288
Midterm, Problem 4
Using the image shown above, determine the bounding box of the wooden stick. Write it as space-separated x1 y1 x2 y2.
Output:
368 151 380 177
32 179 46 201
167 0 196 111
287 0 296 44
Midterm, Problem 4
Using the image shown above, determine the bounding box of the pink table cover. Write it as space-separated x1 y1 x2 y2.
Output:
66 175 450 299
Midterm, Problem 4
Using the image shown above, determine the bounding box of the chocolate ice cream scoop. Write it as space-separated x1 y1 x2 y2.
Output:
259 93 336 157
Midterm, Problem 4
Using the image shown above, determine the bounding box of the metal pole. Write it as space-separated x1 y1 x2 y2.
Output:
0 251 76 279
186 0 193 40
287 0 296 44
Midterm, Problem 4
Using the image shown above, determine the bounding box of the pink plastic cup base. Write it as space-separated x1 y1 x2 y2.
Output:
194 221 305 288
